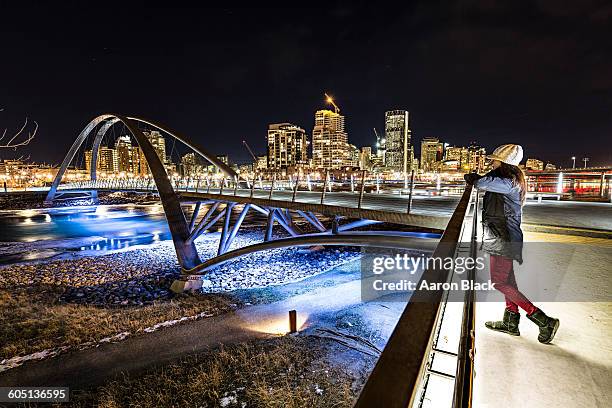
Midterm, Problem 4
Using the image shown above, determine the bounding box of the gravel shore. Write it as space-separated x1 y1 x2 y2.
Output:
0 229 360 306
0 191 158 210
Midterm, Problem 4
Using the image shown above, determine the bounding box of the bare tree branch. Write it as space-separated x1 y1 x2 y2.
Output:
0 107 37 149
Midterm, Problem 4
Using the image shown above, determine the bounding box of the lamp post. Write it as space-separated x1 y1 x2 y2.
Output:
583 157 589 168
571 156 576 169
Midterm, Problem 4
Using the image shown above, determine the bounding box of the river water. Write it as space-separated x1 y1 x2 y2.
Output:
0 204 176 264
0 203 270 265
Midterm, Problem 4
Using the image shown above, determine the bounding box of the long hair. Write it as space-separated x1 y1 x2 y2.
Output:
498 162 527 204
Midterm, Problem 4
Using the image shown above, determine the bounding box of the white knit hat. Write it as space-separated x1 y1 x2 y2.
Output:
487 144 523 166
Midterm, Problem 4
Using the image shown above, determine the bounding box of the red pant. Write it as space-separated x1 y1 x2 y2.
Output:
489 255 537 315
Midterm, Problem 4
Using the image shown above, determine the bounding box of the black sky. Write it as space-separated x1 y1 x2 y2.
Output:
1 1 611 167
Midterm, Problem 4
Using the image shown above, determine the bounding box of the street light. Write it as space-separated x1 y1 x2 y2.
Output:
571 156 576 169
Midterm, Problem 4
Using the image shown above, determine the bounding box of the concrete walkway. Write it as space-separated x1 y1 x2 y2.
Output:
473 232 612 408
522 200 612 231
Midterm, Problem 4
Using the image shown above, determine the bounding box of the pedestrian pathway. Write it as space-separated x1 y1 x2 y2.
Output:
472 232 612 407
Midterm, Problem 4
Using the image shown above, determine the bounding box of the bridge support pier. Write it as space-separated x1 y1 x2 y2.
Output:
170 275 204 293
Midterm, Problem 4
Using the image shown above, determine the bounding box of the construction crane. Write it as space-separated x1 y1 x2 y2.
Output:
242 140 258 162
325 93 340 114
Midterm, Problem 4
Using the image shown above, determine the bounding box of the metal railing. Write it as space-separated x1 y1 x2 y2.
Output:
353 185 476 408
57 169 469 214
452 190 478 407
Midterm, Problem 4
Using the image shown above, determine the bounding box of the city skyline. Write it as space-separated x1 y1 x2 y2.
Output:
1 4 610 168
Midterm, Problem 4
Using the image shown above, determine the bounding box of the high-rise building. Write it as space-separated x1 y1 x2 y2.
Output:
115 135 141 175
144 130 167 164
384 110 412 173
181 152 205 177
467 143 487 173
375 127 386 165
349 144 360 168
420 137 444 172
359 146 372 170
445 146 470 172
267 123 308 170
255 155 267 170
312 109 350 169
207 155 229 174
85 146 118 174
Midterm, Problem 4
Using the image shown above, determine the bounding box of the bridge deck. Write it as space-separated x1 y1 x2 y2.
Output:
77 186 461 230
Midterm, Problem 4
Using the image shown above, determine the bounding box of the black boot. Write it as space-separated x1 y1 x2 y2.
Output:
485 308 520 336
527 309 560 344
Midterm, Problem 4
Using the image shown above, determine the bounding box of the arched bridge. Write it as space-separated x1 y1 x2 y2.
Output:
47 114 464 290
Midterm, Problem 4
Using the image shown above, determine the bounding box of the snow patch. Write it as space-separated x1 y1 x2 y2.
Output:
0 311 215 372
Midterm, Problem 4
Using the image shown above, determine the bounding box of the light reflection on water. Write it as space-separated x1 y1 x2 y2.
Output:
0 205 172 251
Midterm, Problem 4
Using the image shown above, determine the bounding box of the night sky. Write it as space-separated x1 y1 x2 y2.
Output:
1 2 611 167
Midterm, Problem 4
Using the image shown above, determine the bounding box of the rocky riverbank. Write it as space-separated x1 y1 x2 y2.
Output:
0 191 159 210
0 229 361 306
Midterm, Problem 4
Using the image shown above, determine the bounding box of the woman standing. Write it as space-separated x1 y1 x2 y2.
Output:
464 144 560 344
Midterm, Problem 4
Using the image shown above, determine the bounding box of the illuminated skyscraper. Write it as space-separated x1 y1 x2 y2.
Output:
359 146 372 170
420 137 444 172
384 110 412 173
445 146 470 172
467 143 487 173
85 146 118 174
115 135 141 175
267 123 308 170
143 130 167 164
181 152 204 177
312 109 350 169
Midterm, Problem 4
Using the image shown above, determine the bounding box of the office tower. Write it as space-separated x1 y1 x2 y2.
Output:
420 137 444 172
384 110 411 173
312 109 350 169
256 155 268 170
359 146 372 171
445 146 470 172
143 130 167 164
85 146 118 174
181 152 205 177
467 143 487 173
267 123 308 170
115 135 141 175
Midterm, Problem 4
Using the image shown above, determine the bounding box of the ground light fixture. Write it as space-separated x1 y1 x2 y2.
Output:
289 310 298 334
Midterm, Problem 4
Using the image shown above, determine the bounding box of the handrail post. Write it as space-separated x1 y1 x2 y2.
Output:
292 175 299 202
206 176 211 193
358 170 366 209
269 174 276 199
321 170 329 204
407 170 415 214
250 176 255 198
233 175 238 195
219 176 224 195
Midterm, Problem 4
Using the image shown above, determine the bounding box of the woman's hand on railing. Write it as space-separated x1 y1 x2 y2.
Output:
464 173 482 185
